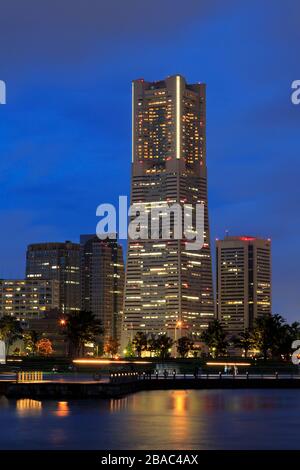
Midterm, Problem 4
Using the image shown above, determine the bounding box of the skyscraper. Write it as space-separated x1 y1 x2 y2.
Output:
216 236 271 334
26 242 81 315
123 75 214 347
0 279 60 319
80 235 124 346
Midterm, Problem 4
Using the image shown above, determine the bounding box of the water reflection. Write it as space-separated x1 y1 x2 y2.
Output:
0 390 298 449
54 401 70 418
16 399 42 417
171 390 188 415
110 397 128 413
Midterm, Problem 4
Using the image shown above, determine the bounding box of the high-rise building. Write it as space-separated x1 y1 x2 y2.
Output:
0 279 60 319
80 235 124 345
26 242 81 315
123 75 215 347
216 236 271 334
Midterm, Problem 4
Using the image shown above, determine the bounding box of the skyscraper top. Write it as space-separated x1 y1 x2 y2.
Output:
132 74 206 169
222 235 271 243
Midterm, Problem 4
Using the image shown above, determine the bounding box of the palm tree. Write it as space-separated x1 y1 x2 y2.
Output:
272 320 300 360
177 336 194 358
0 316 23 357
201 320 228 357
147 333 159 357
232 329 254 358
62 310 103 358
155 334 174 360
252 314 286 360
132 331 148 358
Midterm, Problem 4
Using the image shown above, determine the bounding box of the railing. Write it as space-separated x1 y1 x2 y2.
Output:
16 371 43 383
109 371 139 383
110 370 300 383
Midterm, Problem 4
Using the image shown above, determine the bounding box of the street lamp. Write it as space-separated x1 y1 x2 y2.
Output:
59 318 67 356
175 320 182 342
174 321 183 358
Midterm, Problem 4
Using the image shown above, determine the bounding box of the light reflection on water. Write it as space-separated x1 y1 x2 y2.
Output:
16 399 42 418
0 389 299 449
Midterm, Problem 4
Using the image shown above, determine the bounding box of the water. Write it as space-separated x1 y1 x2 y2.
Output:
0 389 299 449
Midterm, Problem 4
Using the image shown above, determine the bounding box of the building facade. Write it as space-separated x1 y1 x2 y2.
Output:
216 236 271 334
80 235 124 345
26 242 81 315
0 279 60 319
123 75 215 347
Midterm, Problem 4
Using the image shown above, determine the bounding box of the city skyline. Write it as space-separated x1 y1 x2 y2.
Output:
0 0 299 322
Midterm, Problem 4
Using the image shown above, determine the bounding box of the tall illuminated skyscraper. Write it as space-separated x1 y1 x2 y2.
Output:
216 236 271 334
26 242 81 315
80 235 124 346
123 75 215 347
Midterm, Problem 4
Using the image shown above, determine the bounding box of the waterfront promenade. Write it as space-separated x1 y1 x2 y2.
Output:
1 371 300 399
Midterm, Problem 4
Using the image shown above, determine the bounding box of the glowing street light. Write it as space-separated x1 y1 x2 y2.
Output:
174 320 183 357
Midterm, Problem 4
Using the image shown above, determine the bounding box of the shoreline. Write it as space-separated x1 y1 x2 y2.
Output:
2 376 300 399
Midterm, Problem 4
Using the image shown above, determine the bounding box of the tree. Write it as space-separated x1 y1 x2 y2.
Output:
123 341 135 358
155 334 174 360
252 314 286 360
271 320 300 360
23 330 39 355
177 336 194 358
132 331 148 358
0 316 23 357
104 337 119 357
289 322 300 340
36 338 53 356
232 329 254 358
147 333 159 357
61 310 103 358
201 320 228 357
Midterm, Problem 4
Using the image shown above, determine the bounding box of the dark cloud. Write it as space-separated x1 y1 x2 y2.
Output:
0 0 235 73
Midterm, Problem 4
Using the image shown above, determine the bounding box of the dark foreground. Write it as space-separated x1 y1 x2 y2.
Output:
0 389 299 450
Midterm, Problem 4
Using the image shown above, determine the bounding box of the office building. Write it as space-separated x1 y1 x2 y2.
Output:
26 241 81 315
80 235 124 345
0 279 60 319
123 75 215 347
216 236 271 333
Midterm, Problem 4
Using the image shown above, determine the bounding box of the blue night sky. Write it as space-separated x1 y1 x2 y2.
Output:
0 0 299 321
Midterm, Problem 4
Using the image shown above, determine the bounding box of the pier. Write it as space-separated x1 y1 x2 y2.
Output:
1 372 300 399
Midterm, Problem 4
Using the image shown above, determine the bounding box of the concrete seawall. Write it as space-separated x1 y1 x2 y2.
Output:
2 377 300 399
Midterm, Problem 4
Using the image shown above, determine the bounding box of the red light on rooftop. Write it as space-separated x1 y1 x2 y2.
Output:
239 236 256 241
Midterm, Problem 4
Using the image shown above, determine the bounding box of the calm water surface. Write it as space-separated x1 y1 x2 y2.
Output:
0 389 299 449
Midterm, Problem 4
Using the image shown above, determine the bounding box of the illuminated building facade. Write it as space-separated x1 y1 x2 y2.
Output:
80 235 124 345
26 242 81 315
216 236 271 333
0 279 59 319
123 75 215 347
